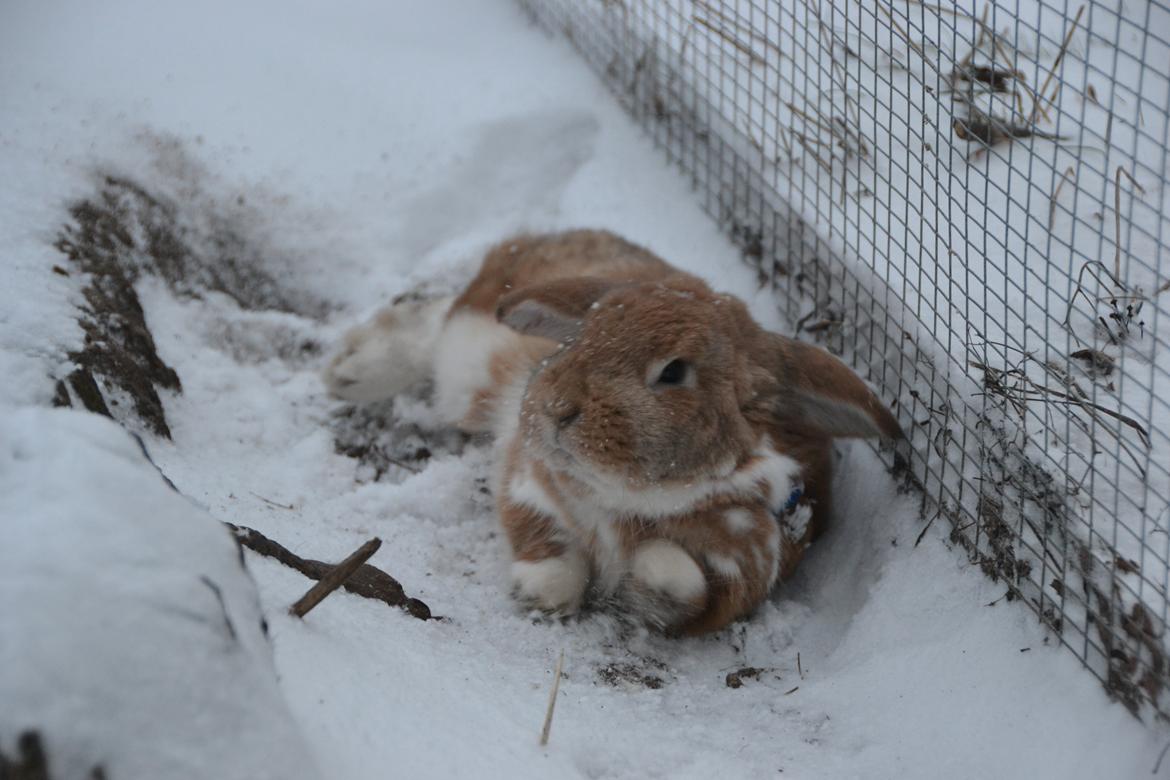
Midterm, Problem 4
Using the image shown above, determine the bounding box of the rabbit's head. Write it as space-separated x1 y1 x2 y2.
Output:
497 274 903 496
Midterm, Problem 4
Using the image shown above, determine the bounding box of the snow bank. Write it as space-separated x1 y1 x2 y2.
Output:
0 408 317 780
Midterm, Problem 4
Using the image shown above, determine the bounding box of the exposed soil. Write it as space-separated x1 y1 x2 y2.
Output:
724 666 778 689
0 731 105 780
52 180 184 436
50 160 328 437
330 396 471 482
596 658 670 690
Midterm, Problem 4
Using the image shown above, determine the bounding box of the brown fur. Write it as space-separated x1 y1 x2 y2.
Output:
498 500 566 563
450 230 673 316
453 230 902 634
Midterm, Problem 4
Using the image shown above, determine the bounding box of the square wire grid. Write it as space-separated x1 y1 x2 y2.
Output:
518 0 1170 719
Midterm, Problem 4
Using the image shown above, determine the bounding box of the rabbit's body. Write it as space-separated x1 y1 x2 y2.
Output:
497 430 816 634
325 230 902 634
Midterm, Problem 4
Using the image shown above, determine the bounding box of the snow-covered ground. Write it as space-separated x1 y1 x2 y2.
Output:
1 408 318 779
1 0 1167 777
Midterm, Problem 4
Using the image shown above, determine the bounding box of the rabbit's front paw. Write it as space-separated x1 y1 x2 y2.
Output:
511 552 589 615
626 540 708 629
630 540 706 602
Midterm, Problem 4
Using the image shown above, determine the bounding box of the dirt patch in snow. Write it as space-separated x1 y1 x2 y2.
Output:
595 659 671 691
0 730 105 780
724 666 779 689
330 396 472 482
52 178 185 436
50 141 330 436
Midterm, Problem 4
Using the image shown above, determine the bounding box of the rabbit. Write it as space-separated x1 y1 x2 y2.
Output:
323 229 903 634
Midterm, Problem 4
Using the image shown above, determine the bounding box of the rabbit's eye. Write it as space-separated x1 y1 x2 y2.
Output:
655 359 690 386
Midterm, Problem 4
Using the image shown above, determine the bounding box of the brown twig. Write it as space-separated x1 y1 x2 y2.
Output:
1063 260 1125 346
971 337 1151 474
250 491 295 510
694 0 782 61
290 538 383 618
932 4 1026 85
1012 81 1027 117
777 125 793 158
911 0 1046 121
904 0 982 25
1152 738 1170 775
1113 166 1146 279
228 523 433 619
1030 5 1085 124
693 16 763 63
540 650 566 746
914 510 940 547
386 456 422 474
953 113 1065 147
786 101 839 140
979 383 1151 448
975 4 990 50
1049 164 1076 229
1030 389 1149 446
795 135 835 175
877 2 946 79
804 319 843 333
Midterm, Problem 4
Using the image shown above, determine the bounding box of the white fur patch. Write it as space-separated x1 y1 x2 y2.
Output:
507 465 560 518
723 508 756 535
432 312 520 427
554 492 625 592
765 525 781 555
630 540 706 602
573 438 802 519
489 360 531 448
704 552 741 580
751 546 768 577
511 554 589 613
323 296 452 402
765 526 782 586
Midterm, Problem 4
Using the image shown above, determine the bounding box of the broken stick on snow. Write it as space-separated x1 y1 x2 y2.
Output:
289 538 382 618
540 650 566 747
228 523 433 620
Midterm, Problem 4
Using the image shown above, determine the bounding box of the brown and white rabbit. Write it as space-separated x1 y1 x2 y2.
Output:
324 230 903 634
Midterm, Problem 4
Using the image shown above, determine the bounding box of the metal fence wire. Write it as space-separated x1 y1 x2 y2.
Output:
517 0 1170 718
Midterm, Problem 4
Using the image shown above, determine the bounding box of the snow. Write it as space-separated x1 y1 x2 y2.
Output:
1 0 1167 778
0 408 318 779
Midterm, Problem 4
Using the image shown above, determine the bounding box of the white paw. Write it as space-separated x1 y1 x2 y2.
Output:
511 553 589 614
323 322 409 402
322 297 450 402
630 540 706 603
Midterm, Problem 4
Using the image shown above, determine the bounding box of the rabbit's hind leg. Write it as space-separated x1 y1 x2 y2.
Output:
322 295 453 403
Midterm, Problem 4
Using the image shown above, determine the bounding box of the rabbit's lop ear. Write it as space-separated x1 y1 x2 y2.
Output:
496 277 618 342
773 337 905 441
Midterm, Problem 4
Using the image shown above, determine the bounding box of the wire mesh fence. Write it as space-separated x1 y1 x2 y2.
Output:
518 0 1170 718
